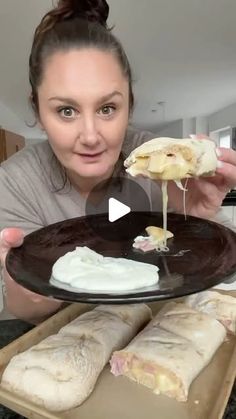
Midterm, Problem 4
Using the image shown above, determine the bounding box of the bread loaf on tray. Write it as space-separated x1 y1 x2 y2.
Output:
185 290 236 334
1 304 151 412
110 302 226 401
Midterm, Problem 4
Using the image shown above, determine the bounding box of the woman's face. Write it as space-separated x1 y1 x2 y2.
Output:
37 48 130 185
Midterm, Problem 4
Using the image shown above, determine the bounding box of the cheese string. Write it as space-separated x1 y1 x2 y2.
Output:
183 178 189 220
161 180 168 246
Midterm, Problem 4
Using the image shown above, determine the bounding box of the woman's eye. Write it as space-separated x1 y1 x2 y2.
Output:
99 105 116 116
58 107 76 119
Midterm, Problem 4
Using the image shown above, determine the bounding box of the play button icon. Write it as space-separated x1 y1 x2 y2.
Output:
85 175 151 241
108 198 131 222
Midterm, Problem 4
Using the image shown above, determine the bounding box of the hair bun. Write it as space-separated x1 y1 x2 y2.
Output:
56 0 109 27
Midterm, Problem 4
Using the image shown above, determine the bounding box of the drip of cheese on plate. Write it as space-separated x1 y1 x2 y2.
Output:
146 226 174 242
133 225 174 253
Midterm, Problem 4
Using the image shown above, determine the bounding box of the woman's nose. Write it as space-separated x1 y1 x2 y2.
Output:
79 115 100 147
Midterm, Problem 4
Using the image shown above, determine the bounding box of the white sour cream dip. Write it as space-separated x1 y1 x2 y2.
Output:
51 246 159 292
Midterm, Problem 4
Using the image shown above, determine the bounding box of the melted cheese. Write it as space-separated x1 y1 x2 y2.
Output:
128 146 195 180
162 180 168 246
133 224 174 253
183 178 189 220
145 226 174 242
128 358 179 394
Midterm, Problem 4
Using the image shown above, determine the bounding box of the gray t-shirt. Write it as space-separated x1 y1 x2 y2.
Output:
0 127 162 234
0 126 234 234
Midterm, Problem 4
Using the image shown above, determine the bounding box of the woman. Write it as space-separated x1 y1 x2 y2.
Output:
0 0 235 324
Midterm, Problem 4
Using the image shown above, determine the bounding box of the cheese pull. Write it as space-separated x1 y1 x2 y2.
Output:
124 137 217 180
110 302 226 402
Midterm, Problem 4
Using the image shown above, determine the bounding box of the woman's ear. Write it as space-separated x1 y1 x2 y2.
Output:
38 120 45 131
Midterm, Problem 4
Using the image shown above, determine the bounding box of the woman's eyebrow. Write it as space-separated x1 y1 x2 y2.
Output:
98 91 123 103
48 91 123 106
48 97 79 106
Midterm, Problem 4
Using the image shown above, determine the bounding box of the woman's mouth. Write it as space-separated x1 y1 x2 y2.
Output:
77 151 104 161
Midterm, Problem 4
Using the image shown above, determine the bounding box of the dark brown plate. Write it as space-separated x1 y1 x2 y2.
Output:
5 212 236 304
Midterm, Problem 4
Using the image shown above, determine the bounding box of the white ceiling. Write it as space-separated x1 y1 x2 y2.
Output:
1 0 236 138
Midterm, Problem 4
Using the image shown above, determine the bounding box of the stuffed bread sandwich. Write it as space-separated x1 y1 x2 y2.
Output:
1 304 151 412
124 137 217 181
110 302 226 402
185 290 236 334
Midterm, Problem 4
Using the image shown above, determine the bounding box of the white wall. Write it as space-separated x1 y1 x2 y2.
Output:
182 118 195 138
208 103 236 132
195 116 209 135
155 116 209 139
156 120 183 138
152 102 236 139
0 100 46 141
0 102 24 134
183 116 209 137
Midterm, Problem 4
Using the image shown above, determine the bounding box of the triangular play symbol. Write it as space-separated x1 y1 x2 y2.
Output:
108 198 131 222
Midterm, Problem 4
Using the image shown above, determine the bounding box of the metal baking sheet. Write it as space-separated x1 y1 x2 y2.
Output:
0 293 235 419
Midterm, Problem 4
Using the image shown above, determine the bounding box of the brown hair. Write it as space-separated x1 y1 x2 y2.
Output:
29 0 134 115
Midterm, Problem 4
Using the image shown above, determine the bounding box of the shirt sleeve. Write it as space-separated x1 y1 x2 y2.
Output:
0 166 45 235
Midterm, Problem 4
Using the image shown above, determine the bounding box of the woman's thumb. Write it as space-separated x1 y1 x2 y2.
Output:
0 228 24 266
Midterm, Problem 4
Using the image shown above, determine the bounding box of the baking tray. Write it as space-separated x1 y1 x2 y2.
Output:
0 293 235 419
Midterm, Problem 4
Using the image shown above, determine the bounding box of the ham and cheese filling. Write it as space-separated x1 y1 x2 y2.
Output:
126 144 197 180
110 301 226 402
111 352 180 396
124 137 217 181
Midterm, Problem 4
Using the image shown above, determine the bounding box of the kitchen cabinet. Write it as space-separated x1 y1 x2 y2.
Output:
0 129 25 314
0 128 25 163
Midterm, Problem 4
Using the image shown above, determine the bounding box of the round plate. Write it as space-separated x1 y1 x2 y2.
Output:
6 212 236 303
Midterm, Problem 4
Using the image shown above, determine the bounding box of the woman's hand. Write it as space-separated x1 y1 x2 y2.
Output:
0 228 63 323
0 228 24 267
167 146 236 220
0 228 42 302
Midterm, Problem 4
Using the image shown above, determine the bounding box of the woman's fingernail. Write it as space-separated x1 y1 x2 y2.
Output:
216 148 222 157
217 160 223 168
0 230 6 241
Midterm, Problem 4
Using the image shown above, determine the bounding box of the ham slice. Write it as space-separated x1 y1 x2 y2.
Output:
133 236 157 252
